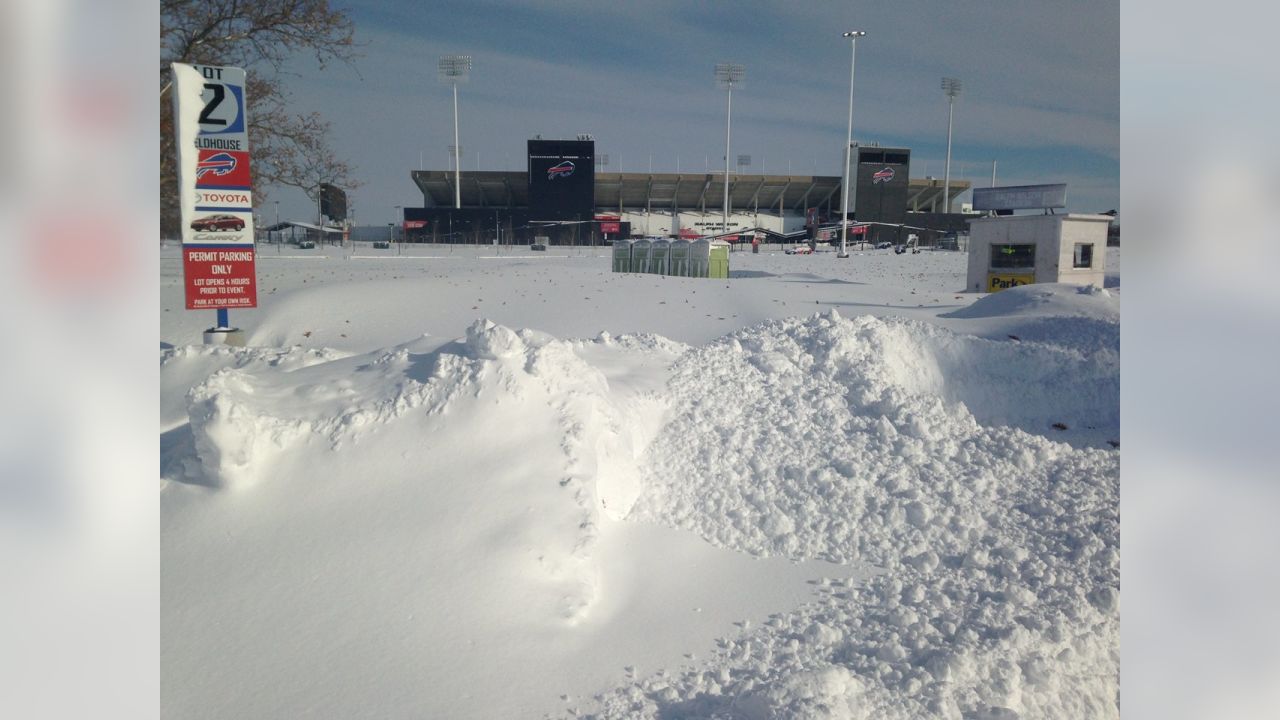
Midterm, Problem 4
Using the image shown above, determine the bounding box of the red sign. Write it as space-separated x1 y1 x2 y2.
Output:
195 148 252 189
403 220 427 229
850 225 867 235
183 247 258 309
600 222 620 233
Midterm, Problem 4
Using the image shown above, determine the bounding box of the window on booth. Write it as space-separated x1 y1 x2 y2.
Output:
990 244 1035 269
1073 243 1094 268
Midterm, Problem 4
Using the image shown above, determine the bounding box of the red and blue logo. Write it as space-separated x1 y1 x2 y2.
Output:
197 152 237 179
196 148 252 189
872 166 895 184
547 161 575 180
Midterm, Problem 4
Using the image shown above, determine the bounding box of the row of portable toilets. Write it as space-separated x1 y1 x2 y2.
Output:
611 238 730 278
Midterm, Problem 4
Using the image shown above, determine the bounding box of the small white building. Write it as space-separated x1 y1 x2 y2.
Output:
966 213 1110 293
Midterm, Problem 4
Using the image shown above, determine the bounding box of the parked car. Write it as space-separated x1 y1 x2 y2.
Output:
875 241 893 249
373 240 391 249
190 214 244 232
297 239 316 249
530 243 547 251
785 245 812 255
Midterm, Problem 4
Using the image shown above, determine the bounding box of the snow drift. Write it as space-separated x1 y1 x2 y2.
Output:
599 311 1118 718
162 305 1118 719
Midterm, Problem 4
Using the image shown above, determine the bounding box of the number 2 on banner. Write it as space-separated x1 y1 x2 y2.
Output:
199 83 227 126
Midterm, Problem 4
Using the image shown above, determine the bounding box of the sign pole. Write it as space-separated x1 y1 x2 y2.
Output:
171 62 259 346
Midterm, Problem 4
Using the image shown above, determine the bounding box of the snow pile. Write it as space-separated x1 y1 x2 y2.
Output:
591 311 1119 718
162 321 853 718
943 283 1120 355
159 343 346 431
163 310 1118 718
172 321 620 615
945 283 1118 322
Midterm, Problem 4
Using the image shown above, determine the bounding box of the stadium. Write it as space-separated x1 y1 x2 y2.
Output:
400 138 973 247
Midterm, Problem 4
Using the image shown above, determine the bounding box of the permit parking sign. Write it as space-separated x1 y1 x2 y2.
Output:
172 62 257 309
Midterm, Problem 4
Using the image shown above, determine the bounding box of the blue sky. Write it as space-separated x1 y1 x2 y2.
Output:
268 0 1118 224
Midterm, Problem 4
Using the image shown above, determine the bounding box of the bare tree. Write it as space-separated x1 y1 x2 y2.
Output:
160 0 360 237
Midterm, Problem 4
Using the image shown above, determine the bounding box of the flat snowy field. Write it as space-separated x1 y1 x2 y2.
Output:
161 243 1120 719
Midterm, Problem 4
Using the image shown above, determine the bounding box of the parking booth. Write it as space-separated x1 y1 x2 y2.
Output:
648 238 671 275
612 239 635 273
668 239 691 277
965 184 1109 292
966 213 1110 292
630 238 652 273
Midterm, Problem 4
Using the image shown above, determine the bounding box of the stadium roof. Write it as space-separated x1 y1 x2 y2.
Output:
411 171 969 213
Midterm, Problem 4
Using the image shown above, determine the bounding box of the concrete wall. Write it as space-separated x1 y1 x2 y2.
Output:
966 214 1110 292
1055 216 1109 287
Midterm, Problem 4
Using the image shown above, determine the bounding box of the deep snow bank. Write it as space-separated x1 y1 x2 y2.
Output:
162 307 1118 719
591 310 1119 718
162 321 851 719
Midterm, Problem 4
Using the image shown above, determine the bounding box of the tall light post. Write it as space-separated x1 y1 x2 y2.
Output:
942 76 961 214
715 62 745 238
839 31 865 259
439 55 471 209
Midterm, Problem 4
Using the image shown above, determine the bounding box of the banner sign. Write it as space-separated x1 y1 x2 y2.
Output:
973 184 1067 211
172 62 258 310
599 222 621 234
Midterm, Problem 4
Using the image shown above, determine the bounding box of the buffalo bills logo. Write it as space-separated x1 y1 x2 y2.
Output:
872 166 895 184
547 161 575 180
197 152 238 179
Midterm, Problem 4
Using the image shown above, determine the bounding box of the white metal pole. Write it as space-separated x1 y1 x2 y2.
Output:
839 34 860 258
453 81 461 209
724 84 732 237
991 159 997 187
943 96 955 214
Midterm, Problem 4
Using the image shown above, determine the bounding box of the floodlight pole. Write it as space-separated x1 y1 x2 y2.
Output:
942 77 961 214
716 63 744 240
839 31 865 259
440 55 471 209
452 82 461 208
723 77 732 237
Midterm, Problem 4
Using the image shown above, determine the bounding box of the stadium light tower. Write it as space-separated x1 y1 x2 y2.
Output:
439 55 472 209
838 30 865 259
715 62 745 237
942 76 962 214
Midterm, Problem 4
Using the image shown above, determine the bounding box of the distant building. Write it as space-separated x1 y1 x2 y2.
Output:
401 138 971 245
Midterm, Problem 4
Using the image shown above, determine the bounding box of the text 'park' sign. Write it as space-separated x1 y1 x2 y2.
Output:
172 63 257 310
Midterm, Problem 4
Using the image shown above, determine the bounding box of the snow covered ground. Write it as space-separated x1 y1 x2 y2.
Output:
161 243 1120 718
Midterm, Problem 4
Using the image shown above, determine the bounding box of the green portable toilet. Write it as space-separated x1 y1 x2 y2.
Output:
649 238 671 275
689 239 711 278
631 238 653 273
668 240 691 277
709 241 730 279
612 239 634 273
